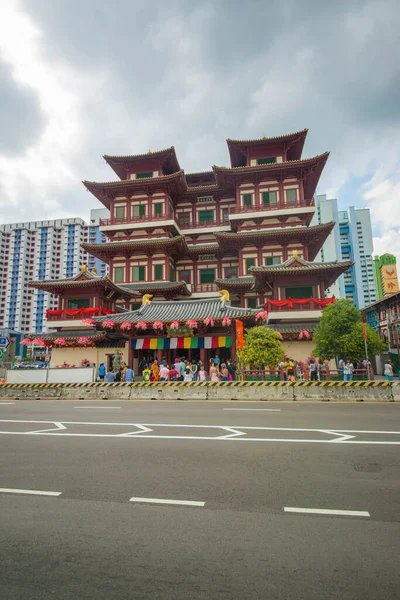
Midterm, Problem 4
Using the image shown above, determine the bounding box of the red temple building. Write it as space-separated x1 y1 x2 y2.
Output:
28 129 352 369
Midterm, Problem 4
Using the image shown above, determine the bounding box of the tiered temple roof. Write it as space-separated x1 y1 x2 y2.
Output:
103 147 181 179
29 271 138 300
120 281 192 298
227 129 308 166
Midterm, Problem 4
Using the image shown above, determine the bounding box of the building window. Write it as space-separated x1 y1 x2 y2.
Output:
243 193 253 207
286 189 297 204
247 298 257 308
153 203 163 216
169 266 175 282
198 209 214 224
257 157 276 165
154 264 163 280
178 213 190 225
132 266 145 281
284 286 313 299
179 270 191 284
115 207 125 219
262 191 277 206
224 266 238 279
114 267 124 283
245 258 255 272
133 205 146 218
67 298 90 309
222 207 229 222
265 256 281 266
199 268 215 284
136 171 153 179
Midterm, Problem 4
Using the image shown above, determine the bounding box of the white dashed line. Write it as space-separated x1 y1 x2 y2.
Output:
284 507 370 517
0 488 62 497
223 408 281 411
74 407 121 409
130 497 205 507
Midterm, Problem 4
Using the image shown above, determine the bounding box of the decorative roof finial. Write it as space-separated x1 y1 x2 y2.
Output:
81 263 87 272
142 294 153 305
219 289 230 302
292 250 298 259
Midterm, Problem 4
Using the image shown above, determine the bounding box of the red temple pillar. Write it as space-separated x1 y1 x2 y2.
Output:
200 347 205 365
157 349 163 363
230 329 236 361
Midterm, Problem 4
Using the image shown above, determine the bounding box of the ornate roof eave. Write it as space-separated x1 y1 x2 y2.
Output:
227 129 308 166
82 235 189 260
215 277 255 290
28 276 139 299
120 280 192 298
103 147 181 179
212 153 329 198
83 170 188 208
91 297 259 326
215 222 335 260
251 259 354 291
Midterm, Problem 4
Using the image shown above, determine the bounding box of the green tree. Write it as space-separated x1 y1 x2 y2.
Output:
239 326 285 368
313 298 386 360
112 350 123 373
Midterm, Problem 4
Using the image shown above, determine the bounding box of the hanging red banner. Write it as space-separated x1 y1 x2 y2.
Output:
236 320 244 349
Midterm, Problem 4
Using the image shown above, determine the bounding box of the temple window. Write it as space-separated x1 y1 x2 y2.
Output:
198 209 214 224
222 207 229 222
243 193 253 207
224 266 238 279
133 205 146 218
262 191 277 206
245 258 255 272
257 157 276 165
178 213 190 225
115 206 125 219
67 298 90 309
135 171 153 179
153 203 163 216
286 189 297 204
132 266 145 281
179 270 191 284
247 298 257 308
284 286 313 299
114 267 124 283
154 264 163 280
199 268 215 284
265 256 281 266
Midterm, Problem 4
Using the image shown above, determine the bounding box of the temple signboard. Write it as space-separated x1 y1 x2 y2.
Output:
167 325 193 337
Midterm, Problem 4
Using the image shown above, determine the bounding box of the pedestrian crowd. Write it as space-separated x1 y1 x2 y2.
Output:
138 353 237 382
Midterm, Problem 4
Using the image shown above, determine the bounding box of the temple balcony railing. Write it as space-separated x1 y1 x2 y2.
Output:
176 216 230 230
269 301 317 312
229 199 315 217
192 283 219 293
99 213 175 228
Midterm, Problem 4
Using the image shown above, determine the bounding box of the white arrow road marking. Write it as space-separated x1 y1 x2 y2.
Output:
28 422 67 434
320 430 356 442
117 425 153 436
219 427 247 439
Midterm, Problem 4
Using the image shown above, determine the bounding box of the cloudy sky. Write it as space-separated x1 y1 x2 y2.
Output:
0 0 399 259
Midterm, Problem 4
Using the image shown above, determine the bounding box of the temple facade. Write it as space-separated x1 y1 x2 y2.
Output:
28 130 352 368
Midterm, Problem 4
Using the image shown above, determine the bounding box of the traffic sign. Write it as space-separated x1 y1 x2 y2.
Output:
0 337 10 348
0 349 4 359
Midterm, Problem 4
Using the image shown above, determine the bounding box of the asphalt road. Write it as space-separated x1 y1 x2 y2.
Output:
1 400 399 599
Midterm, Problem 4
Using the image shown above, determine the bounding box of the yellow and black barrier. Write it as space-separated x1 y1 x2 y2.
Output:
0 381 398 389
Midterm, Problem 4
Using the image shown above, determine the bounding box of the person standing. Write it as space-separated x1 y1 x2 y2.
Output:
105 368 115 382
124 366 134 383
190 360 198 381
309 360 317 381
227 359 236 381
384 360 394 381
210 360 220 382
198 365 207 382
98 363 106 381
338 358 344 377
142 367 151 382
343 359 354 382
220 363 229 381
213 353 220 368
151 360 160 382
179 357 186 380
183 366 193 382
159 363 170 382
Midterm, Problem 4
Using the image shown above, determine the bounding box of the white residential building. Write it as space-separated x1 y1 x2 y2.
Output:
0 218 89 334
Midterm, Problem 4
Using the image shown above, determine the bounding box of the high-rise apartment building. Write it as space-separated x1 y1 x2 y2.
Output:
312 200 376 308
0 218 89 334
87 209 109 277
311 195 345 299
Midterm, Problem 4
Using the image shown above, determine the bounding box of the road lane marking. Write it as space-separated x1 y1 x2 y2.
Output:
284 507 370 517
74 407 121 409
130 497 205 507
0 488 62 497
223 408 281 411
0 403 16 405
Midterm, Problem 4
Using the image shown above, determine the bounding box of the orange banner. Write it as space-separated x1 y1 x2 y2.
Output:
236 320 244 349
